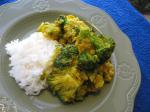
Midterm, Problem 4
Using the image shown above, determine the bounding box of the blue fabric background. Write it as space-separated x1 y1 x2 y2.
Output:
0 0 150 112
0 0 15 5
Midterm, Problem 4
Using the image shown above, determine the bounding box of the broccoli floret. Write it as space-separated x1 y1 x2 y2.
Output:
37 22 61 40
77 29 115 71
54 44 78 68
75 85 88 101
78 29 91 40
55 15 67 26
78 51 99 71
91 35 115 64
47 74 79 103
62 15 91 44
47 67 83 103
55 15 68 40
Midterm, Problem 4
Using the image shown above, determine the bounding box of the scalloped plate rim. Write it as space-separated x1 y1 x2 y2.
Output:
0 0 141 112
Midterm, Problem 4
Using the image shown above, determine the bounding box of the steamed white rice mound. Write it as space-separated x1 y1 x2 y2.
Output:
5 32 58 95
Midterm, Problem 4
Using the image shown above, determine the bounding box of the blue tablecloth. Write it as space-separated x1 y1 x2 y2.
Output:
1 0 150 112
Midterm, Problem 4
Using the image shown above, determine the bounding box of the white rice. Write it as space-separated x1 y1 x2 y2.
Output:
5 32 58 95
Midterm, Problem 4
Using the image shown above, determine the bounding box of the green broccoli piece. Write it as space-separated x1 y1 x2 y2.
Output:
47 67 83 103
54 44 78 68
77 30 115 71
78 51 99 71
47 74 79 103
78 29 92 40
75 85 88 101
37 22 61 40
55 15 68 38
55 15 67 26
91 34 115 64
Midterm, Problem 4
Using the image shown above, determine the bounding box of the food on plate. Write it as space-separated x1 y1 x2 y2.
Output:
5 32 58 95
6 15 115 103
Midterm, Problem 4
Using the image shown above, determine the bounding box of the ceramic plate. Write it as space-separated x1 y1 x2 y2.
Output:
0 0 141 112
